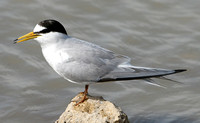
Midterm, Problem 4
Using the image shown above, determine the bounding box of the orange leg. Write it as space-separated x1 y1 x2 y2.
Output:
75 85 89 106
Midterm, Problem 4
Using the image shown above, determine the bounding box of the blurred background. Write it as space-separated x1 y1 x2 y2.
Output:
0 0 199 123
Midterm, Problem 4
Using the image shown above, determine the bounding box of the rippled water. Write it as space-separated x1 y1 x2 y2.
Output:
1 0 200 123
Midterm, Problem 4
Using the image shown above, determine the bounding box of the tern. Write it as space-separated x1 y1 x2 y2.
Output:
14 19 186 105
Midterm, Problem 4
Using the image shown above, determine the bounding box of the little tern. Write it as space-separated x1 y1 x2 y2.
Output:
14 19 186 105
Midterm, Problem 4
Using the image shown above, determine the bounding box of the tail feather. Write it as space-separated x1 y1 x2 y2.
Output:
157 76 183 84
144 78 166 88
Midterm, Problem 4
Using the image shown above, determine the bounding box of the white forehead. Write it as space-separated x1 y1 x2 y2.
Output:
33 24 46 32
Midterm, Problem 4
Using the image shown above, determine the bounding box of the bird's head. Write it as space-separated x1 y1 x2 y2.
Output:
14 19 68 44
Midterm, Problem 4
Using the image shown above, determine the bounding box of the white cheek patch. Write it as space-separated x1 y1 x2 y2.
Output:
33 24 46 32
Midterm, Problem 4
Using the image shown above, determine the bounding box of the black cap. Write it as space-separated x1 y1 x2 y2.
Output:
36 19 67 35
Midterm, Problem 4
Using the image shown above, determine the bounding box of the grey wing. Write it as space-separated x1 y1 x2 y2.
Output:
98 64 186 82
57 40 131 83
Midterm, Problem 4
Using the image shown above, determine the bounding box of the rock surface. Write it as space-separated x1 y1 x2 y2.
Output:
55 93 129 123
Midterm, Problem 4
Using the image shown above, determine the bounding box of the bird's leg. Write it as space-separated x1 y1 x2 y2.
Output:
75 84 89 106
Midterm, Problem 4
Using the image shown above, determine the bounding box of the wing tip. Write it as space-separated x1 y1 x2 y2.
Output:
174 69 187 73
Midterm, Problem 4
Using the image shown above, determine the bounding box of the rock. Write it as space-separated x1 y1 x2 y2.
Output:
55 93 129 123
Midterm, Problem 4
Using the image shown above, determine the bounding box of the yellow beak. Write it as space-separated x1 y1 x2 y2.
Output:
14 32 41 43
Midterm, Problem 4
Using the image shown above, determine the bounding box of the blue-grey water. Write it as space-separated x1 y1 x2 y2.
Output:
0 0 199 123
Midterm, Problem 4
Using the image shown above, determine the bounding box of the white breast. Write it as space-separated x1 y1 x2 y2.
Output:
41 44 71 73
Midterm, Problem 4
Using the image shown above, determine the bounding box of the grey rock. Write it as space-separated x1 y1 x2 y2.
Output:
55 93 129 123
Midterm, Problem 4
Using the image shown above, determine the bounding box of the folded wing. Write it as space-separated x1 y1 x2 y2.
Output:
98 64 186 82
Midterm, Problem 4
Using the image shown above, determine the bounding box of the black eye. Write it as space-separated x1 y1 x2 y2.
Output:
39 29 50 34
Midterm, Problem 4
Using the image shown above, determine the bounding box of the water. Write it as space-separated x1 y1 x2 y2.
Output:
1 0 200 123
